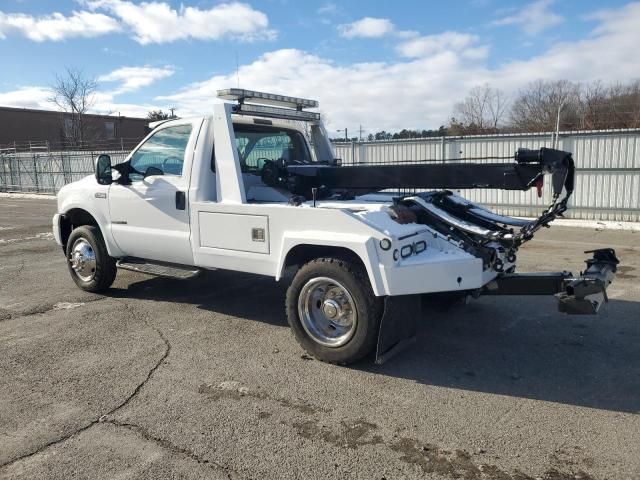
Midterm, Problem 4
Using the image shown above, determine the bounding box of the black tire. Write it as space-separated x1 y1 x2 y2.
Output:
286 257 383 365
66 225 117 292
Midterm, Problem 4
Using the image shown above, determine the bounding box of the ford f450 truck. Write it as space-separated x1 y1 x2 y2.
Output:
53 89 619 364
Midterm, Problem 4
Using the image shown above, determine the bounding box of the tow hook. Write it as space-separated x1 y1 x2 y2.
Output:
556 248 619 314
480 248 619 315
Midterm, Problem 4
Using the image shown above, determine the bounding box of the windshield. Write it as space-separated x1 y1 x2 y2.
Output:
233 124 312 173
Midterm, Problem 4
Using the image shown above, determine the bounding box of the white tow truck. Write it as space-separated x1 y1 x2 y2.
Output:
53 89 619 364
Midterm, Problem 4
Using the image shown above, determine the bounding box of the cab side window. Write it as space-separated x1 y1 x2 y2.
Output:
129 124 192 181
234 125 311 173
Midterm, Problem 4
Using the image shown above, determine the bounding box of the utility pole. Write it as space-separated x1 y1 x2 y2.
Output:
358 125 364 141
337 128 348 141
169 107 176 119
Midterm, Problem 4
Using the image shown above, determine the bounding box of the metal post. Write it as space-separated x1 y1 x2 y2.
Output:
440 136 446 163
554 98 567 149
16 154 22 192
33 152 39 193
0 153 6 192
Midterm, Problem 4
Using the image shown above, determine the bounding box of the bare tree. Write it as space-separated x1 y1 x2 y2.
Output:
487 88 509 130
581 80 640 130
580 81 608 130
508 79 580 132
49 67 97 146
452 84 508 134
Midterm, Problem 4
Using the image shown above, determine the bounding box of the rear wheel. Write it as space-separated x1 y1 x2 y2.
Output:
66 225 117 292
286 257 383 364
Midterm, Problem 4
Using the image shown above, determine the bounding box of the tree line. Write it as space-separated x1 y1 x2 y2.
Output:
451 79 640 135
47 68 639 145
353 79 640 141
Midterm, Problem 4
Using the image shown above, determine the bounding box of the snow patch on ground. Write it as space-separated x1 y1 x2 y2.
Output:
0 192 56 200
0 232 54 244
53 302 85 310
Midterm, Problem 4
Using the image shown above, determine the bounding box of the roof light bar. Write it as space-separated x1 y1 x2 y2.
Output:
232 103 321 122
217 88 318 109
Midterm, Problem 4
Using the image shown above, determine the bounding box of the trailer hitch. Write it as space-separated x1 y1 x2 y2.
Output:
483 248 619 314
556 248 619 314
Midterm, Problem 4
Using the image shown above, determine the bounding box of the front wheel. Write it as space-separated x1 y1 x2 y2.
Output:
66 225 117 292
286 257 383 364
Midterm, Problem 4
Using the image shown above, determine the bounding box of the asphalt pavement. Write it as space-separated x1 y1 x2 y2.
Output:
1 195 639 480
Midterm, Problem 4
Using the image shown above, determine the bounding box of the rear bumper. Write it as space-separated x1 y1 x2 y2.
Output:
379 251 488 296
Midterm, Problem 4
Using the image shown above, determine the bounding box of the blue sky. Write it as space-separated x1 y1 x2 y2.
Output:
0 0 638 131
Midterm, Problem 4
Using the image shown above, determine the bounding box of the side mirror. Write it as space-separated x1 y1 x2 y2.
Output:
144 166 164 178
95 154 112 185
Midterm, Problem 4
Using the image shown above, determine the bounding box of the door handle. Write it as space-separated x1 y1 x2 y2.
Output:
175 191 186 210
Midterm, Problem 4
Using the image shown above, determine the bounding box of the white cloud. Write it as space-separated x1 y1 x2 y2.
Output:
0 87 54 109
0 85 162 118
317 3 338 16
491 0 563 36
338 17 395 38
396 32 481 58
157 3 640 132
0 10 120 41
83 0 275 44
92 100 164 118
0 65 174 117
157 48 485 131
493 2 640 87
99 66 175 94
3 2 639 131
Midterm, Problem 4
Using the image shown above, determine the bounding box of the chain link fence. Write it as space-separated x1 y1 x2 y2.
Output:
0 138 142 194
1 130 639 222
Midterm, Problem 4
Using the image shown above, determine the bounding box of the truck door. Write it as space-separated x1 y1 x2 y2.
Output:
108 120 201 265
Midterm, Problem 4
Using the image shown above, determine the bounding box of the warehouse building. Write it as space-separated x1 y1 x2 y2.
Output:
0 106 148 148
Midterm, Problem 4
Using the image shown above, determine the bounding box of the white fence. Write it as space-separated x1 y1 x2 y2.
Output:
1 129 639 222
333 129 640 222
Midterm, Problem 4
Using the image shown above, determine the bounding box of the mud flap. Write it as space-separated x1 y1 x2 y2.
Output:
375 295 420 365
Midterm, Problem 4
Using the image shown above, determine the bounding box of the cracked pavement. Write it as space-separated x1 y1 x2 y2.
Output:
0 196 639 479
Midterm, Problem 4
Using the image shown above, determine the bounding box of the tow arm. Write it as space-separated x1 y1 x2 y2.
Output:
256 145 618 363
375 248 619 364
362 149 618 364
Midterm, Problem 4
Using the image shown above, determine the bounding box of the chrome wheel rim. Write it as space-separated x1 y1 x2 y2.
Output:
298 277 357 347
69 238 96 282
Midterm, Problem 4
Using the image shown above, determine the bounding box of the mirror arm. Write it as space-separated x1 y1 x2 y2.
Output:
112 161 141 185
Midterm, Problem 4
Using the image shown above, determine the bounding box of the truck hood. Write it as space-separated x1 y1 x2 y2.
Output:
56 175 96 209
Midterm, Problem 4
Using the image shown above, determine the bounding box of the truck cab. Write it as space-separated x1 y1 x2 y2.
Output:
53 89 619 365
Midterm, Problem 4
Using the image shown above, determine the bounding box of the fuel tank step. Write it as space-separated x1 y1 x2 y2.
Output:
116 258 202 279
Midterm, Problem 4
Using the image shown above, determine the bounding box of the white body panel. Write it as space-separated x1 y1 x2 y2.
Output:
198 212 270 254
54 106 505 297
109 175 193 265
55 175 125 258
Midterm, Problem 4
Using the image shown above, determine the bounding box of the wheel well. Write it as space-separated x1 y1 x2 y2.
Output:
60 208 99 248
283 244 366 274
